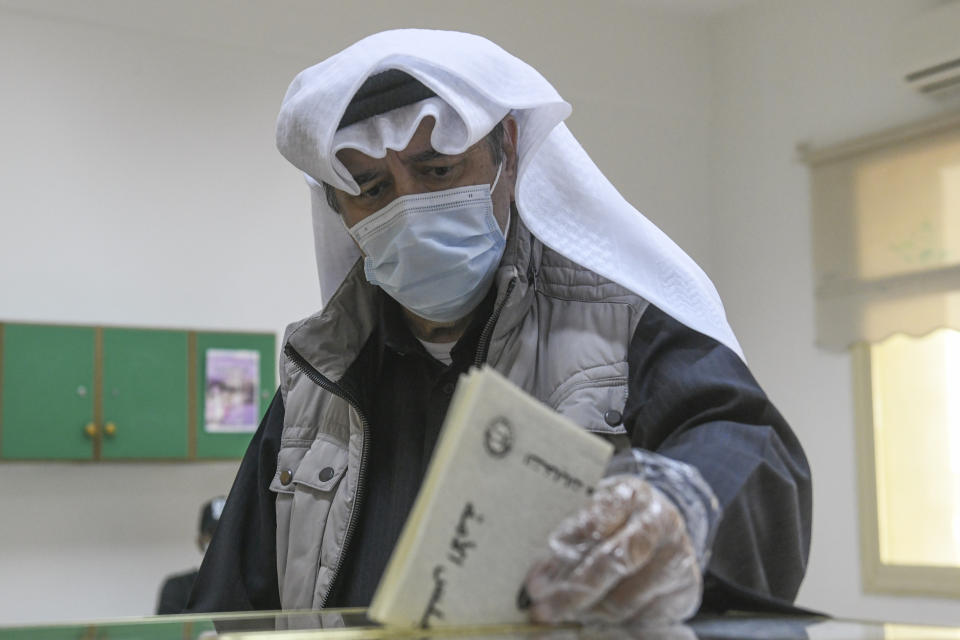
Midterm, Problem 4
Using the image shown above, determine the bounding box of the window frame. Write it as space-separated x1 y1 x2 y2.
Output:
800 110 960 351
852 341 960 598
802 110 960 599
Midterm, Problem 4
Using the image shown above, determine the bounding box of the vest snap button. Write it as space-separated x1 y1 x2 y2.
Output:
603 409 623 427
319 466 335 482
280 469 293 485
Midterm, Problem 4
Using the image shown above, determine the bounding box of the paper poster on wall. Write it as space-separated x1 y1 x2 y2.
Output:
204 348 260 433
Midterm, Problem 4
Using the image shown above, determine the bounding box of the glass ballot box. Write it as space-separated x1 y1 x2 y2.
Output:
1 610 960 640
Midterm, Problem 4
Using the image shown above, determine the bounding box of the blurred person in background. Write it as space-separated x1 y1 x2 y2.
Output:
156 496 226 615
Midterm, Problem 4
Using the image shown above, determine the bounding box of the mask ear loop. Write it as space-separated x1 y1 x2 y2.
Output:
489 157 510 239
489 159 504 194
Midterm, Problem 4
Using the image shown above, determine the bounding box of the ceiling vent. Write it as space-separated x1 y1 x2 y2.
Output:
897 2 960 97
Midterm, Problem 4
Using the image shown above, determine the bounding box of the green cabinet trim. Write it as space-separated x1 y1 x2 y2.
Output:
93 326 103 461
188 332 198 459
0 323 4 458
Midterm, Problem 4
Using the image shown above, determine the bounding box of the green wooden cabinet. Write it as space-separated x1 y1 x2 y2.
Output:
0 322 275 461
0 324 96 460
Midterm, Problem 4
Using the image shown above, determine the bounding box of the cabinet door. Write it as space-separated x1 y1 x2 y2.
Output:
195 332 275 459
1 324 95 460
101 328 188 459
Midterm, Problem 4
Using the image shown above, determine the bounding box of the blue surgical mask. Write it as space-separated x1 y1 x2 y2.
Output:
345 165 506 323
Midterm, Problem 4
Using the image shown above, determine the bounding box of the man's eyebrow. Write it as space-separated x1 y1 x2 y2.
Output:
349 147 461 185
405 149 447 163
351 170 382 186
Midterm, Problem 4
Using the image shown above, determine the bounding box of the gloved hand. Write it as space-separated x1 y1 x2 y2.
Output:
523 475 702 626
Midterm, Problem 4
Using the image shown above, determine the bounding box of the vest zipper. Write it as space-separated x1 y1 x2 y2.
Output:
474 278 517 366
282 343 369 609
284 277 515 607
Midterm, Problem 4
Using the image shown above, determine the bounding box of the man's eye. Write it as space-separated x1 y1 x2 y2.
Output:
360 183 384 198
426 166 452 178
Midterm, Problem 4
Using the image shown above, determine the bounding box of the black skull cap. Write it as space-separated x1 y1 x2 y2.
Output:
337 69 437 130
199 496 227 537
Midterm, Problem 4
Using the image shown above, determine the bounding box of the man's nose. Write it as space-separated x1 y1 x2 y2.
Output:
385 153 423 198
393 172 421 198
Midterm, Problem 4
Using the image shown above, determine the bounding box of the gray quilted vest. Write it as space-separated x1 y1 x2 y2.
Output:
272 218 648 609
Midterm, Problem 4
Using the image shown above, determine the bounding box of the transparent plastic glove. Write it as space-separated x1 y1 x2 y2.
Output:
524 475 701 626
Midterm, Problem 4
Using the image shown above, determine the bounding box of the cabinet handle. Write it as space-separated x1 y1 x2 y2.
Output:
104 422 117 437
84 423 99 438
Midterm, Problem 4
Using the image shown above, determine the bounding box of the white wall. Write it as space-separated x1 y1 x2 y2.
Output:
0 8 317 625
0 462 239 624
0 1 714 625
0 7 320 332
709 0 960 626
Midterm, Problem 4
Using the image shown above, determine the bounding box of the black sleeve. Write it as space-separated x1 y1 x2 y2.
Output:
185 388 285 613
156 571 197 615
624 305 812 613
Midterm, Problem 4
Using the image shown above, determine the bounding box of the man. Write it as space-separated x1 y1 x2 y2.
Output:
157 496 226 615
189 30 811 625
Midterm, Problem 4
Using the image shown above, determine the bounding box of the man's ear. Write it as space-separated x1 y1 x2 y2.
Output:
501 116 520 203
503 116 519 178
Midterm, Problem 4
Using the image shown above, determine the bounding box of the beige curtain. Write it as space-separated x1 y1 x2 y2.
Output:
803 112 960 351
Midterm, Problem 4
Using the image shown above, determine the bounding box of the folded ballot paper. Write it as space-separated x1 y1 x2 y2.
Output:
369 365 615 628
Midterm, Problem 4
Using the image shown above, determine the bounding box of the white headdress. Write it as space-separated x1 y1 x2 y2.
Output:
276 29 744 360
